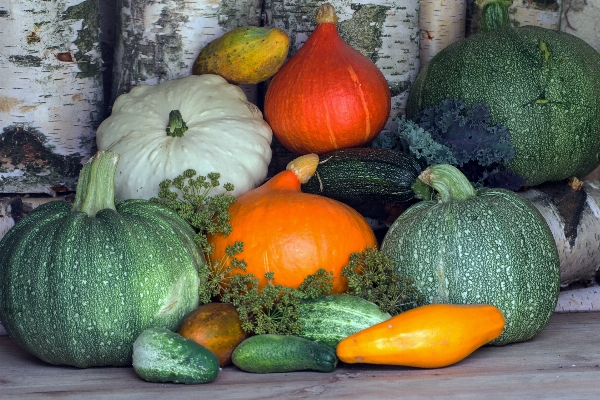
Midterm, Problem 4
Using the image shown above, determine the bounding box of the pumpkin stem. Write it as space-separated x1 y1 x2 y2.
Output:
286 154 319 184
166 110 188 137
418 164 477 202
316 3 339 24
477 0 512 33
71 151 119 217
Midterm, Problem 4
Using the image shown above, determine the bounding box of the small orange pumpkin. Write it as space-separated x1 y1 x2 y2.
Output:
263 3 391 155
207 154 377 293
336 303 506 368
178 303 249 367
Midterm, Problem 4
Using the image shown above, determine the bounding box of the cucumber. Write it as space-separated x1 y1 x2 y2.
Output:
232 334 337 373
297 294 391 349
302 147 429 204
132 327 220 384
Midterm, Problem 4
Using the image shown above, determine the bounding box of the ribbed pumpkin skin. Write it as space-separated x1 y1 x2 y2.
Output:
208 170 377 293
0 200 202 367
381 188 560 345
264 23 391 155
406 26 600 186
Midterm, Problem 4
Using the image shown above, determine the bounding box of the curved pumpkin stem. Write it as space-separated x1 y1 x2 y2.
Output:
418 164 477 202
72 151 119 217
286 154 320 184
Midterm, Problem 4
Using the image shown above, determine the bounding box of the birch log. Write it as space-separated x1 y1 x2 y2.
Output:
0 0 103 195
264 0 420 135
419 0 467 69
111 0 263 105
561 0 600 53
519 180 600 287
467 0 562 36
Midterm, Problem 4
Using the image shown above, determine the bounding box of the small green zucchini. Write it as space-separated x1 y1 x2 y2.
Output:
302 147 430 204
132 327 220 384
231 334 337 373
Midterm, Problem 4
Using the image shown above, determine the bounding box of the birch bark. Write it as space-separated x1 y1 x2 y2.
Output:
419 0 467 68
561 0 600 53
264 0 420 134
0 0 103 194
111 0 263 105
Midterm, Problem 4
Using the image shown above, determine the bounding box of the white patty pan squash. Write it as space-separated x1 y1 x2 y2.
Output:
96 74 273 200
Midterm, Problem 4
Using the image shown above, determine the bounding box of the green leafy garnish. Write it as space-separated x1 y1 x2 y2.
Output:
221 269 334 335
151 169 236 254
342 247 423 316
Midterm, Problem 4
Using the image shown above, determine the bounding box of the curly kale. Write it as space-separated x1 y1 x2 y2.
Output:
372 98 525 190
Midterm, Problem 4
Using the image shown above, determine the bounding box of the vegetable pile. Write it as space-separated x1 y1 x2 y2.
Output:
2 0 600 386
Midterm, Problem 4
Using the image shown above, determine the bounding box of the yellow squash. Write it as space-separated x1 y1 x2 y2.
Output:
193 26 289 84
336 303 505 368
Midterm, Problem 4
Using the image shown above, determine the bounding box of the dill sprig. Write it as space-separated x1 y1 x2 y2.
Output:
342 247 423 316
151 169 236 254
221 269 334 336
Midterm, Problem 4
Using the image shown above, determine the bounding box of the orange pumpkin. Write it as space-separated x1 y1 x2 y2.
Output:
207 154 377 293
336 304 506 368
178 303 249 367
263 3 391 155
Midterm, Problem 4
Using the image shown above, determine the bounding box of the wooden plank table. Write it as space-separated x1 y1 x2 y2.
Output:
1 312 599 399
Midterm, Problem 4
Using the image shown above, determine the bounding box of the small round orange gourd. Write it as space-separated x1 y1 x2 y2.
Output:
178 303 249 367
336 304 506 368
263 3 391 155
207 154 377 293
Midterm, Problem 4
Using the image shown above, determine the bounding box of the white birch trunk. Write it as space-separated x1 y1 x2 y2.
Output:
419 0 467 69
519 180 600 287
0 0 103 194
111 0 263 105
561 0 600 53
467 0 562 36
556 282 600 312
264 0 420 134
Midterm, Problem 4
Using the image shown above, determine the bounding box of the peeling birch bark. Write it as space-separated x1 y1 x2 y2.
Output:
561 0 600 53
264 0 420 134
111 0 263 105
419 0 467 69
519 180 600 287
467 0 562 36
0 0 103 194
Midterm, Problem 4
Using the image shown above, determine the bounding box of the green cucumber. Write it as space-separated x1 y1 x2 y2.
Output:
232 334 337 373
297 294 391 349
302 147 430 204
132 327 220 384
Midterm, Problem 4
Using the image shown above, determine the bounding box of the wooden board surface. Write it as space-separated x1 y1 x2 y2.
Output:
1 312 599 399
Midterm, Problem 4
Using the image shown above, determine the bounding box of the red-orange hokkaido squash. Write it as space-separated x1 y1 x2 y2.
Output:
207 154 377 293
264 3 391 155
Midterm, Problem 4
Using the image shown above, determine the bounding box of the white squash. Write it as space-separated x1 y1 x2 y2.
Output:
96 74 272 200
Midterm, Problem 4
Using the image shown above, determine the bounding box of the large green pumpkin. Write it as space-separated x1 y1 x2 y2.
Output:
0 152 202 367
381 165 560 345
406 26 600 186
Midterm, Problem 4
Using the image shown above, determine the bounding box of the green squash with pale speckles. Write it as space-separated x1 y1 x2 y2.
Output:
0 151 202 367
381 164 560 345
407 26 600 186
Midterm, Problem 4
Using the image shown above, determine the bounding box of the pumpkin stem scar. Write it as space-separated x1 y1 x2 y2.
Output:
166 110 188 137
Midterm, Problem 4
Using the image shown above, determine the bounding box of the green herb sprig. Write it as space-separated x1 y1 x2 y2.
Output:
342 247 423 316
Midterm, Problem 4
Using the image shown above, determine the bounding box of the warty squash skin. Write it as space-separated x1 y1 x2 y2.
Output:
381 165 560 345
192 26 290 84
0 152 202 367
336 303 505 368
207 154 377 293
263 3 391 155
178 302 249 367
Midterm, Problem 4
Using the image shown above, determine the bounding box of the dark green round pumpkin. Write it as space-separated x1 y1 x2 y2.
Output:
0 151 202 367
381 164 560 345
407 26 600 187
